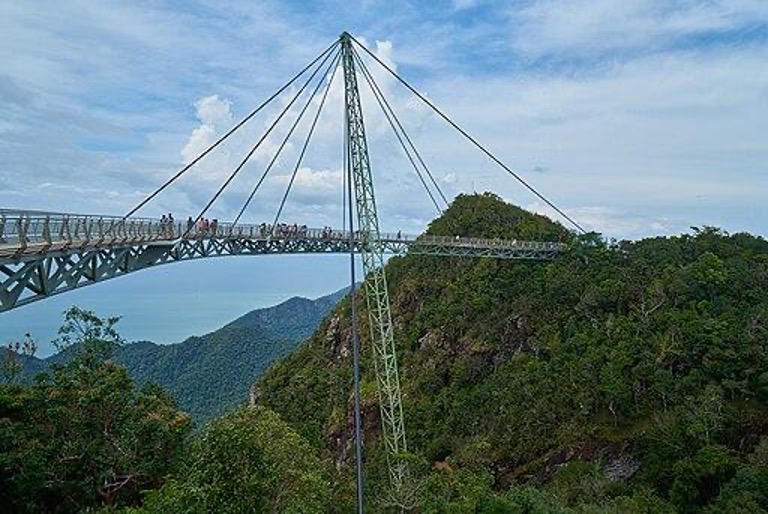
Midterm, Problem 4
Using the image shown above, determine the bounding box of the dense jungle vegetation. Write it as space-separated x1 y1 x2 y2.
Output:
2 193 767 512
255 193 768 512
1 308 330 513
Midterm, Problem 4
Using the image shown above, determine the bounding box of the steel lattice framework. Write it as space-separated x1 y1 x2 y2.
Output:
341 32 410 490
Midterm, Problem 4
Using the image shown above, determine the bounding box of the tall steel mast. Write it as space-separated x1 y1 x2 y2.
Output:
340 32 408 491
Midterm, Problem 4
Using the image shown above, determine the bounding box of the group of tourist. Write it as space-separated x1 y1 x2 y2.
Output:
262 223 309 238
160 215 396 242
257 223 349 240
159 213 175 237
320 226 344 239
186 216 218 236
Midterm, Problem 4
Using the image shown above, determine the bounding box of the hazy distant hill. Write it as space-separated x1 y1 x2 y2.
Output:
19 288 347 425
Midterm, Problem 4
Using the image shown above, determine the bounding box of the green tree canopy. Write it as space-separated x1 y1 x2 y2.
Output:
139 405 330 514
0 307 190 513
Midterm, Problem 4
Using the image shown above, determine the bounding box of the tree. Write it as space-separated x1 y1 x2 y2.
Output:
0 308 190 513
669 445 738 511
53 305 124 358
140 405 330 513
1 333 37 384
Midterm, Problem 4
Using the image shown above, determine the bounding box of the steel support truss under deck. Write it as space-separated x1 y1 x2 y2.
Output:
0 235 562 313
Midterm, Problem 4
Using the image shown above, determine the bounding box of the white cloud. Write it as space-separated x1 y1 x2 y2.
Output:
195 95 233 127
181 125 215 165
416 41 768 237
507 0 768 57
526 202 687 239
181 95 234 165
273 167 343 193
454 0 479 10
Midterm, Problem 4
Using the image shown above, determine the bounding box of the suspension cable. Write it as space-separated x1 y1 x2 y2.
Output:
232 50 342 227
122 40 339 220
342 111 348 233
271 54 340 233
350 35 586 233
184 46 339 238
351 50 443 214
352 48 449 209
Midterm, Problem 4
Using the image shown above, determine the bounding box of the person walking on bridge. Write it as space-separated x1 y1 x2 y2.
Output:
160 215 168 237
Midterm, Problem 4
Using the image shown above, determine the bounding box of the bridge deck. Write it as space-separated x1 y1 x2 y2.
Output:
0 210 566 311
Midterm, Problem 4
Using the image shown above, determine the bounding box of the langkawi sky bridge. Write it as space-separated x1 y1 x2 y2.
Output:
0 33 585 510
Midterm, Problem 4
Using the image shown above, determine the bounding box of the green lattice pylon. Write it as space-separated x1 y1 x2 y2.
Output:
340 32 408 491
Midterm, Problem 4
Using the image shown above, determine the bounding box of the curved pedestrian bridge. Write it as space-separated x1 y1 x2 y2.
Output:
0 210 565 311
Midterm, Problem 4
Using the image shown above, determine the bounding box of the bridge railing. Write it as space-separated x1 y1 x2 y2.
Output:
0 210 167 250
0 211 361 249
212 222 352 241
402 234 565 251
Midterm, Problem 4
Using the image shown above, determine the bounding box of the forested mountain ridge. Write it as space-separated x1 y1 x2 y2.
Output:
1 291 346 513
253 193 768 512
18 288 346 424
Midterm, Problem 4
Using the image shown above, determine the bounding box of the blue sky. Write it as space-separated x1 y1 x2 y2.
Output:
1 1 767 354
